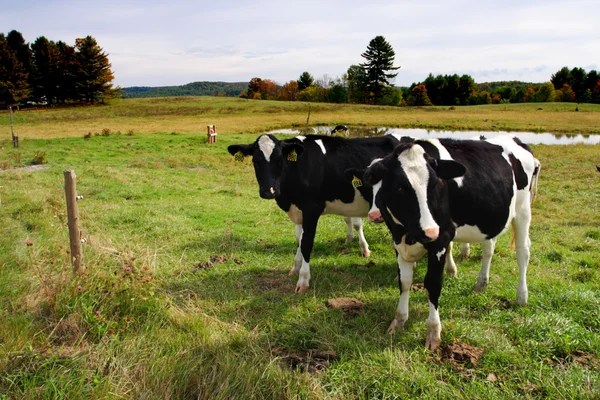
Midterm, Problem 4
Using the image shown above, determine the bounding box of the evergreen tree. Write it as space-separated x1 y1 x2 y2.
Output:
359 36 400 104
56 41 77 102
551 67 571 90
31 36 60 103
74 36 116 103
7 30 32 91
297 71 314 91
0 33 30 107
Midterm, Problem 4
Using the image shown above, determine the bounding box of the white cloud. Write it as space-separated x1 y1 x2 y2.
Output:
2 0 598 87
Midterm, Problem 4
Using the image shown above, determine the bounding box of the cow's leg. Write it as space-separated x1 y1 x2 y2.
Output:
293 207 323 293
387 255 414 334
344 216 354 243
459 243 470 259
474 239 495 293
424 246 445 350
445 242 458 277
295 224 302 245
352 218 370 257
513 205 532 305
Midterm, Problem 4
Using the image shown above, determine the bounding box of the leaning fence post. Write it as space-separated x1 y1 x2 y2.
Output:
9 106 19 148
64 170 83 274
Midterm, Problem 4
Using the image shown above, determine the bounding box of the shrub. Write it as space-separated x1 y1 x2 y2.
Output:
101 128 111 136
31 151 47 165
84 132 92 139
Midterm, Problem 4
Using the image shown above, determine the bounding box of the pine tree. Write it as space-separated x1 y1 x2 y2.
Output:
7 30 33 91
31 36 60 103
359 36 400 104
0 33 30 107
74 36 116 103
297 71 314 91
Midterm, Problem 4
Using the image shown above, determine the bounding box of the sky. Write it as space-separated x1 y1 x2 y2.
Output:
2 0 598 88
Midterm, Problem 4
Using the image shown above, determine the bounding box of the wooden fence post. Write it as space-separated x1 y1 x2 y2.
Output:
64 170 83 274
9 106 19 148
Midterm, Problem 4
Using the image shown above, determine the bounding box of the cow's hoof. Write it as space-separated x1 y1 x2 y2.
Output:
361 249 371 258
345 235 354 244
289 269 298 276
295 283 309 293
426 334 441 351
445 266 457 277
516 290 528 306
474 278 488 293
386 318 405 334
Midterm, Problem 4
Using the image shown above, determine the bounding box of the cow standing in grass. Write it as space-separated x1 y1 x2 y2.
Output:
228 134 400 292
360 136 540 350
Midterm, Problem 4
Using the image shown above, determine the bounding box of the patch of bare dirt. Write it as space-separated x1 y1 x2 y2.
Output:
352 260 375 270
552 350 600 369
272 348 338 374
255 270 294 293
440 342 484 372
326 297 364 316
411 283 425 291
193 254 243 271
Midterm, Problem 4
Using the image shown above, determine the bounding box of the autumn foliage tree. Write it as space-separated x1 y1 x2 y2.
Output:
280 80 299 101
74 36 116 103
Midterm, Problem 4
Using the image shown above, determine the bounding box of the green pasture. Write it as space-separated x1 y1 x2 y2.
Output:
1 97 600 139
0 100 599 399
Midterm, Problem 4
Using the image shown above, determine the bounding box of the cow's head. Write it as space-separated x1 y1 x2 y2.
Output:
363 143 465 244
228 134 304 199
345 157 385 223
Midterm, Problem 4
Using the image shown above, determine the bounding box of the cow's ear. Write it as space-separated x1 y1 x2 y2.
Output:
430 159 466 180
364 162 388 185
281 143 304 162
344 168 366 188
228 144 253 157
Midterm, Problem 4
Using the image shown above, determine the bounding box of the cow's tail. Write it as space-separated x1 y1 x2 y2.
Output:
530 158 541 204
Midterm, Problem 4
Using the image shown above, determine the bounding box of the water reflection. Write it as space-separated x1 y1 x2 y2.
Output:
266 126 600 145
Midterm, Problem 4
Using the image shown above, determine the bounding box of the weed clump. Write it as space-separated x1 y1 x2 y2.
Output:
31 151 47 165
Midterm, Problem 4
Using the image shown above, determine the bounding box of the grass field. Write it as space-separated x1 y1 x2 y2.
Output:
1 98 599 399
2 97 600 139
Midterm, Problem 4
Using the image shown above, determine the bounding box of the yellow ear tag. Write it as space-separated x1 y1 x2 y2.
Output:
352 176 363 188
287 149 298 162
234 151 245 162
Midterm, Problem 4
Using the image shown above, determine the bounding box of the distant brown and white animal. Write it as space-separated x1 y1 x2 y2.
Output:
358 135 540 350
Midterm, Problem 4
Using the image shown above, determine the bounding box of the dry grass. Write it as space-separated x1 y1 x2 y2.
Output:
2 97 599 139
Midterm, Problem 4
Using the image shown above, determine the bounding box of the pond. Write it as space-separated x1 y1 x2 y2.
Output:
266 127 600 145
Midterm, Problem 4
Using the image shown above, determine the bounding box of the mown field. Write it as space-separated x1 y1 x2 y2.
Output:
0 98 599 399
2 97 600 139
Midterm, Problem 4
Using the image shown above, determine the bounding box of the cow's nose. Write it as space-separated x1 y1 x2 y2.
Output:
259 187 277 199
424 227 439 240
368 210 383 223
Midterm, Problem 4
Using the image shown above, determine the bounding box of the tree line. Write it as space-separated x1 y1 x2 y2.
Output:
121 81 247 98
0 30 117 108
239 35 600 106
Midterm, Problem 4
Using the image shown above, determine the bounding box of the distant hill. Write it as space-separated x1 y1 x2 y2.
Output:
121 81 248 98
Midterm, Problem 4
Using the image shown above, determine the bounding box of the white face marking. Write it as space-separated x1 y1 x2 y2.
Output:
369 181 382 215
398 145 439 233
315 139 327 154
258 135 276 162
424 139 464 187
296 135 306 142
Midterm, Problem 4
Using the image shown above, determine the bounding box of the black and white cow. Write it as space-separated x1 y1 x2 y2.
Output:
228 134 401 292
331 125 349 136
360 136 540 350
